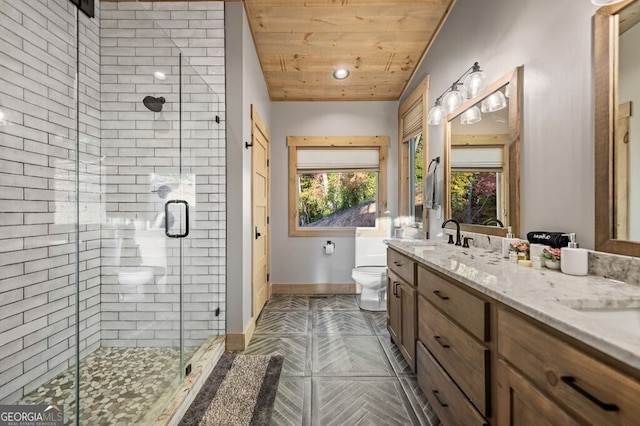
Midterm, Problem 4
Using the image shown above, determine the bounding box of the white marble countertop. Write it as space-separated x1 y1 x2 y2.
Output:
386 239 640 372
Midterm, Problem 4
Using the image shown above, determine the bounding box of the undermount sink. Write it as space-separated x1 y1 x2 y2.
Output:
560 300 640 339
412 241 438 254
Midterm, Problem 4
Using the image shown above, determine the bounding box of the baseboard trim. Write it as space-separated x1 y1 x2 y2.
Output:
226 316 257 351
271 283 357 295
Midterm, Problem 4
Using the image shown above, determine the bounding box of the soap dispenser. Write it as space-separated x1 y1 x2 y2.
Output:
560 233 588 276
502 226 517 259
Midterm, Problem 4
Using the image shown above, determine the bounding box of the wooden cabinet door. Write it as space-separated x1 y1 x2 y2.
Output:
497 360 580 426
387 271 402 345
399 282 416 371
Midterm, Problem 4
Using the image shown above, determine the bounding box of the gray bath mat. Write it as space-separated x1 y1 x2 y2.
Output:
179 353 283 426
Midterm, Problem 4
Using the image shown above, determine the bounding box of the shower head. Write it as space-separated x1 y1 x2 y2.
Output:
143 96 165 112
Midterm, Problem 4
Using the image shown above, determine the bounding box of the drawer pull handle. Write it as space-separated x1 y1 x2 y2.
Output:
394 261 401 266
433 290 449 300
432 390 448 408
393 281 400 297
434 335 450 349
560 376 619 412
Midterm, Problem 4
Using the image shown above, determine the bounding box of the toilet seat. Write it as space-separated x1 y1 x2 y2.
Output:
352 265 387 276
352 266 387 288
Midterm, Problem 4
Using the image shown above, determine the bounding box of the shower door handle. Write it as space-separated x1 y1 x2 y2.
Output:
165 200 189 238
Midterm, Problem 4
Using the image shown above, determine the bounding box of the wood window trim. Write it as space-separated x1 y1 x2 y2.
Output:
398 76 429 231
287 135 389 238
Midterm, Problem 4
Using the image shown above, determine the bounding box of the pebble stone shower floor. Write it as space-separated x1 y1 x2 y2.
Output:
18 346 198 425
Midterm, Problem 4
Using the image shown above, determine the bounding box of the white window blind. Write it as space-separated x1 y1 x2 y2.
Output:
297 148 379 170
451 147 503 169
402 101 423 140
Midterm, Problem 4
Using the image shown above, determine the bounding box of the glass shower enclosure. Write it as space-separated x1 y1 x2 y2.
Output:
0 1 225 424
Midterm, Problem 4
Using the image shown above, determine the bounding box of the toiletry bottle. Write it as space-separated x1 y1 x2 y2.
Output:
560 233 588 276
502 226 517 259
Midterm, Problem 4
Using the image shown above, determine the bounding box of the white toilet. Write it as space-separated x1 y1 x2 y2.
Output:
352 236 387 311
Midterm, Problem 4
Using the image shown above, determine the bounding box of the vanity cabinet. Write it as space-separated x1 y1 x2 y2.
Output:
497 308 640 425
416 264 491 423
387 249 416 371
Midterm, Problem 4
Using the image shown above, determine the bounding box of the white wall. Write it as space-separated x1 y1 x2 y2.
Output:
403 0 599 247
270 102 398 285
225 3 271 333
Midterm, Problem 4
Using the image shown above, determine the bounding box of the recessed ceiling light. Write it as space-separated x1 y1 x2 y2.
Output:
333 68 350 80
153 71 167 80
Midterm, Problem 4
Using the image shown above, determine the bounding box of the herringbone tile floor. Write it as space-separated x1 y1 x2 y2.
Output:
242 294 440 426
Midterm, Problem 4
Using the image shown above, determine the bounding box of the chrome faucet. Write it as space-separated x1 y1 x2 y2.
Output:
442 219 462 246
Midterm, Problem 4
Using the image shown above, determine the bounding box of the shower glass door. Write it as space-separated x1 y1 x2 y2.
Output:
77 2 224 423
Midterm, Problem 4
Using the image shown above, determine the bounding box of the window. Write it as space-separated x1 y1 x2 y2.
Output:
409 133 424 224
399 76 429 230
450 144 506 226
287 136 389 237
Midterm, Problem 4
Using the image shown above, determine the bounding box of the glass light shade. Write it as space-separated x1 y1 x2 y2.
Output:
427 105 446 125
442 88 464 113
463 70 487 99
460 106 482 125
480 91 507 113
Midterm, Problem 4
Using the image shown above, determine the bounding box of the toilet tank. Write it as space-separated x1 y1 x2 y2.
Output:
355 236 387 267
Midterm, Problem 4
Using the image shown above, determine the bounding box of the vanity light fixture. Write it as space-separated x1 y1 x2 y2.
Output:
427 61 487 126
153 71 167 81
333 67 350 80
463 62 487 99
442 84 465 114
427 99 446 125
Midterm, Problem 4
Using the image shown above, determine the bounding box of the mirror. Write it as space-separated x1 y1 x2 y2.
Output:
444 67 523 237
595 0 640 256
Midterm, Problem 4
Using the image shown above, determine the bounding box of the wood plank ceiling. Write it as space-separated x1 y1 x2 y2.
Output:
243 0 456 101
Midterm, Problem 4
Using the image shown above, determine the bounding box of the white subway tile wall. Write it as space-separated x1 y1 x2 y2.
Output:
0 0 102 403
0 0 225 403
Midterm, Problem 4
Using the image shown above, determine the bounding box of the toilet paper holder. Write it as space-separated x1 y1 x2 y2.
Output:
324 240 335 255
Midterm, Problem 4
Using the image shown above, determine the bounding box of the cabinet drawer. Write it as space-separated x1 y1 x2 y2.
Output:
498 309 640 425
418 296 490 416
417 342 487 426
387 249 415 286
418 265 489 341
